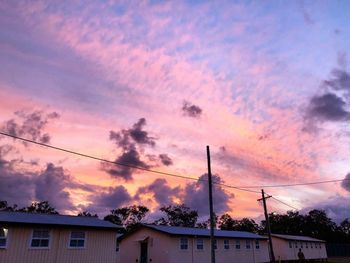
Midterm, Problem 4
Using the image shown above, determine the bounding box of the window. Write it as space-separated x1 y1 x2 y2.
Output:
311 242 313 249
295 242 298 248
31 229 50 248
180 238 188 250
301 242 303 248
246 240 251 249
235 240 240 249
289 241 292 248
224 240 229 250
306 242 308 248
196 239 204 250
69 231 86 248
0 228 8 248
319 243 322 249
214 239 217 250
255 240 260 249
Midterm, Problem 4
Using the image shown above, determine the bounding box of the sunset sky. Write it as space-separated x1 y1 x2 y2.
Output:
1 0 350 223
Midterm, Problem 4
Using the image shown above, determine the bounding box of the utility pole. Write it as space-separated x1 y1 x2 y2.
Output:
206 145 216 263
258 189 275 263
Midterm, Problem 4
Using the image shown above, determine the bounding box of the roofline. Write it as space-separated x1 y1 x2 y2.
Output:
0 221 122 230
271 234 326 243
118 224 267 241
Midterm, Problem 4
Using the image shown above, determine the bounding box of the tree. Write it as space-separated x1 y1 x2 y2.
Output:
236 218 260 233
196 213 218 229
340 219 350 235
104 205 149 231
155 204 198 227
17 201 59 214
77 211 98 217
218 213 238 230
218 214 259 233
0 201 17 212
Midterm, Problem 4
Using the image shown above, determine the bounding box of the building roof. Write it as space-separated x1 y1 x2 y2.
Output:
0 211 122 230
140 224 267 239
271 234 325 242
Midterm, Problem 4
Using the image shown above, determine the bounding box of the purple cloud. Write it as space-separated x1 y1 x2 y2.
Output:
341 173 350 192
86 186 132 214
0 110 59 144
183 174 233 216
159 154 173 166
182 101 202 118
135 178 180 206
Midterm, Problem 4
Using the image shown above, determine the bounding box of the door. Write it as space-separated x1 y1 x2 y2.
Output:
140 242 148 263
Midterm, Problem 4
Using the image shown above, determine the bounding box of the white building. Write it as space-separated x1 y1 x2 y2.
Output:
271 234 327 262
0 211 122 263
118 224 270 263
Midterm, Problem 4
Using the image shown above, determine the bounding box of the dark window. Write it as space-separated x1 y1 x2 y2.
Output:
236 240 240 249
69 231 85 248
180 238 188 250
224 240 229 250
196 239 204 250
31 229 50 248
0 228 8 248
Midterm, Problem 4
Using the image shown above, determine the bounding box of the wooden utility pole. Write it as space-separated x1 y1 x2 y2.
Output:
206 145 216 263
258 189 275 263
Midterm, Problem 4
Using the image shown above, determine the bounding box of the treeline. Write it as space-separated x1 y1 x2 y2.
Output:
1 200 349 243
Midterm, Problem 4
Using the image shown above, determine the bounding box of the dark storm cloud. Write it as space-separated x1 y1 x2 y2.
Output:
0 110 59 144
323 69 350 93
341 173 350 192
135 178 180 206
86 186 132 213
104 118 164 181
109 118 155 149
0 155 74 211
101 146 150 181
35 163 74 211
159 154 173 166
182 101 202 118
183 174 233 216
304 65 350 127
306 93 350 122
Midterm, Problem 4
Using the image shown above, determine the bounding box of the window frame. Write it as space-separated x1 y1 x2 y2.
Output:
0 227 8 249
30 229 50 249
255 240 260 249
180 237 188 250
68 231 86 249
196 239 204 250
223 239 230 250
235 239 241 250
245 240 251 249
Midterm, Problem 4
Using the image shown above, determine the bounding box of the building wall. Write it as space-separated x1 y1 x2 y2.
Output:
119 228 270 263
271 237 327 261
0 226 118 263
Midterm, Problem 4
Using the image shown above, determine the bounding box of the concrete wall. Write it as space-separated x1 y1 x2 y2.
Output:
272 237 327 261
119 228 270 263
0 226 118 263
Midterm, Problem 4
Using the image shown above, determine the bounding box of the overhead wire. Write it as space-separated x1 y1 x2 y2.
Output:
1 131 346 194
235 178 349 189
0 131 260 194
269 196 299 211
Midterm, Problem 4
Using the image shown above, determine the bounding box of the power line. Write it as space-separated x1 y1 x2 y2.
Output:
235 178 349 189
0 131 260 194
269 196 299 211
